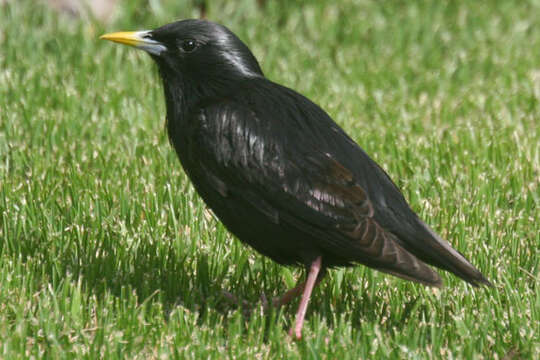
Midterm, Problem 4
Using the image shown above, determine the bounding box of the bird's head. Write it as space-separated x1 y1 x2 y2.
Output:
101 19 264 96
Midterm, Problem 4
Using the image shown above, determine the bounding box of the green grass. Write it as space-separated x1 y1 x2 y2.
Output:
0 0 538 358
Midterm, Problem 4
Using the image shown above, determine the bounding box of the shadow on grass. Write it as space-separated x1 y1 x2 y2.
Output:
7 223 428 339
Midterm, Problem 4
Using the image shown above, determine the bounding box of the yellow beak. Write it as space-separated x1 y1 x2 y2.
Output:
100 30 166 55
100 31 144 47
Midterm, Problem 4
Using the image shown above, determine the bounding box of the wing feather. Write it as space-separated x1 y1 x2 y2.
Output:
192 97 443 286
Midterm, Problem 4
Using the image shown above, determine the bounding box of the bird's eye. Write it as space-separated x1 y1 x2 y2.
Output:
180 39 198 53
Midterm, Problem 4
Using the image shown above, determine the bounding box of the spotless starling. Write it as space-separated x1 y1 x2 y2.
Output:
101 20 491 339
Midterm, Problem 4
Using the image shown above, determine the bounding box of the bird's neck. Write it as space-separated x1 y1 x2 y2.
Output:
159 68 255 153
160 71 215 169
162 76 187 120
161 72 223 120
161 75 192 149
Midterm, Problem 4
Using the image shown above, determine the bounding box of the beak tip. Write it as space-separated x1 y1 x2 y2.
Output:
99 33 111 41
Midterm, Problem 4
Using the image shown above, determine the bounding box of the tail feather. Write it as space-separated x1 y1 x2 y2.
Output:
399 220 492 287
341 218 444 287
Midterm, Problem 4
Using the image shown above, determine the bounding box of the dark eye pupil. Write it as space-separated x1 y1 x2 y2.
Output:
182 40 196 52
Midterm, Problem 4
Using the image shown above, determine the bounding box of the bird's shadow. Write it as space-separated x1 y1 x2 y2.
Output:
20 226 429 340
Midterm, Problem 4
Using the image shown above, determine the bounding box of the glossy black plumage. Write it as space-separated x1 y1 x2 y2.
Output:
102 19 490 311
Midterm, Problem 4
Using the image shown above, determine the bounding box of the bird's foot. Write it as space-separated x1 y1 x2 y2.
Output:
288 326 302 341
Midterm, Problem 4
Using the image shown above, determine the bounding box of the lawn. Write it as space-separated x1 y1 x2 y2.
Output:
0 0 538 358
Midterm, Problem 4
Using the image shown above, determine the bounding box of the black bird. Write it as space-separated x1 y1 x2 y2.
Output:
101 20 491 339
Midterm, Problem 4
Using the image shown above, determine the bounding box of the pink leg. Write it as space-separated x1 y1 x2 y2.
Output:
289 256 322 340
274 273 325 308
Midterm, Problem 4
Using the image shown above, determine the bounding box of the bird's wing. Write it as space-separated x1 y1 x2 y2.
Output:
191 95 443 286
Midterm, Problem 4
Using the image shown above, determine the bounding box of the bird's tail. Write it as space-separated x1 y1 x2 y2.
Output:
405 220 492 287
